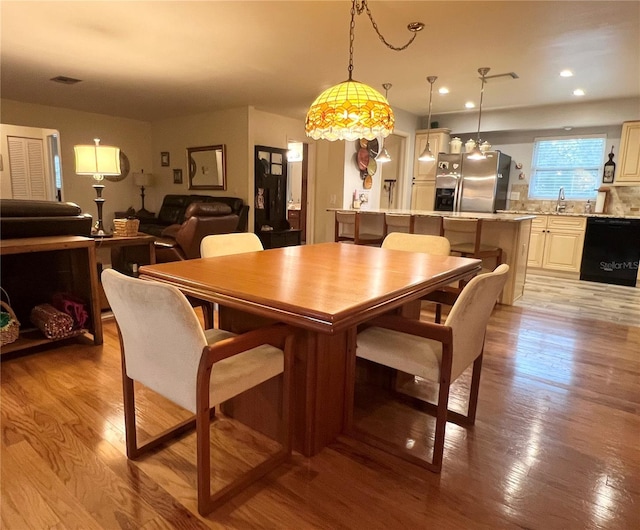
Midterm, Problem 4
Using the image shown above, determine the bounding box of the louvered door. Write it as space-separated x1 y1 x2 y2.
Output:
7 136 48 199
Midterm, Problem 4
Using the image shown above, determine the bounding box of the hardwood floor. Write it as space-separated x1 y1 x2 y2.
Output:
2 291 639 529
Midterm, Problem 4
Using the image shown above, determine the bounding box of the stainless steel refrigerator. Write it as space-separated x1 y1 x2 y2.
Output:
434 151 511 213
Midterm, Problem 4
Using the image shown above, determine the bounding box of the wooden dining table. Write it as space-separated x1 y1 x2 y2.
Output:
139 242 481 456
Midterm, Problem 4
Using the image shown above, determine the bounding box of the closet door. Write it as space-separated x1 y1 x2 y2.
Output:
7 136 48 199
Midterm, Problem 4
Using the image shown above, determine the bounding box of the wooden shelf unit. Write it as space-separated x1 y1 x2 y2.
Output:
1 236 102 355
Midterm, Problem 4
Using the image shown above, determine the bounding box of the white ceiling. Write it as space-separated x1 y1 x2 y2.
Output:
1 1 639 123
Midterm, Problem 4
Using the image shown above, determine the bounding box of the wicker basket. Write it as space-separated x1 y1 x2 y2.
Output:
113 218 140 237
0 300 20 346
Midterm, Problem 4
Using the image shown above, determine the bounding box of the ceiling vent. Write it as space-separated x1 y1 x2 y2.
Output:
50 76 82 85
483 72 519 82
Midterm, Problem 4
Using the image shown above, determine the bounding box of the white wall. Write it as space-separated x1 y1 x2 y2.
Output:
1 99 152 230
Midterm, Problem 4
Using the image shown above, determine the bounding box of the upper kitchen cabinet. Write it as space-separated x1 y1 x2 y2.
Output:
413 128 451 180
411 128 450 210
615 121 640 185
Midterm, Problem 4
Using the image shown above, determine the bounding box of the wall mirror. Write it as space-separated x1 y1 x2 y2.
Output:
187 144 226 190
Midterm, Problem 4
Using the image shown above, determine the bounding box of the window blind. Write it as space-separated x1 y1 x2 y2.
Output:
528 136 605 200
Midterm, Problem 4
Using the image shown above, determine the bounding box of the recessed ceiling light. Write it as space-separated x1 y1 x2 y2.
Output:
563 126 573 131
573 88 585 96
560 70 574 78
465 101 475 109
438 87 449 94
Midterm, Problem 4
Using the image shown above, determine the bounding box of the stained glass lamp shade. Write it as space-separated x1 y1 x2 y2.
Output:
305 80 395 142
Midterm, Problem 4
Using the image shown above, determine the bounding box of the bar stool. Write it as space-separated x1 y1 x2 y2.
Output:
442 218 502 266
384 213 414 235
335 211 384 246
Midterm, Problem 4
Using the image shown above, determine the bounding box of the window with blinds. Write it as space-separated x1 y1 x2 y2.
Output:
528 135 605 200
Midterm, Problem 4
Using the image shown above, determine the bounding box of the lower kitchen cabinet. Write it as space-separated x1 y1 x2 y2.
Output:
527 215 586 273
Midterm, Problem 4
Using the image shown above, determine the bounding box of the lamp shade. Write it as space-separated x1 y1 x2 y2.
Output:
305 80 395 141
133 171 152 187
74 140 120 177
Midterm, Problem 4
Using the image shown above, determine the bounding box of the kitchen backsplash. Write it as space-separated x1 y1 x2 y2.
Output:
508 183 640 216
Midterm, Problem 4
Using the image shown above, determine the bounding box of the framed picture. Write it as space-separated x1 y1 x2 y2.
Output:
161 152 170 167
173 168 183 184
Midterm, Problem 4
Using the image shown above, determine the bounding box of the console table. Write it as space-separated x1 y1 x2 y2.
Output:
0 236 102 355
257 229 302 249
94 234 156 310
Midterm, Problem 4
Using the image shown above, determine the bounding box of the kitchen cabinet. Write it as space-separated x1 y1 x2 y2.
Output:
413 128 451 180
615 121 640 184
411 128 450 209
527 215 586 273
287 209 301 230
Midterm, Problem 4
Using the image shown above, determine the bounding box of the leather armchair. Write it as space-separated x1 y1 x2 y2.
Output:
154 202 239 262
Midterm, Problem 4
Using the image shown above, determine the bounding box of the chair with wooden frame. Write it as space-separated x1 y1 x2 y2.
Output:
198 232 264 327
334 211 385 246
201 232 264 257
381 232 450 256
383 213 415 235
381 232 454 322
101 269 295 515
442 217 502 266
346 264 509 473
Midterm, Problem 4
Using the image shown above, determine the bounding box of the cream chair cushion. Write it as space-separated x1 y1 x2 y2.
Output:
357 326 442 381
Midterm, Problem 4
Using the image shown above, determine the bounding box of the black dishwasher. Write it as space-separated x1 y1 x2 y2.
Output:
580 217 640 287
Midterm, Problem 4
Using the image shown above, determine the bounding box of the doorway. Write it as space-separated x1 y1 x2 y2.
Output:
286 140 308 243
379 133 406 209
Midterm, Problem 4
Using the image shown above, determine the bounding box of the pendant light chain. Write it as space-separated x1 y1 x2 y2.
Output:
426 76 437 149
348 1 357 80
305 1 424 141
476 67 490 143
357 0 420 51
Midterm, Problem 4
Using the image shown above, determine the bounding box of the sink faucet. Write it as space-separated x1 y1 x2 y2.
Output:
556 187 566 212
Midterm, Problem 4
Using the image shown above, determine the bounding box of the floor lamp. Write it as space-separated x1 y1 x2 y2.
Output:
133 170 153 217
74 138 121 236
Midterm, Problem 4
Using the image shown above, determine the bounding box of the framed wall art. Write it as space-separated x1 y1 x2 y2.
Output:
161 152 170 167
173 168 183 184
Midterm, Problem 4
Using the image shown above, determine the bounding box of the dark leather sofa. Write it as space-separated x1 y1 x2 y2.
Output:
153 202 240 262
0 199 92 238
138 195 249 237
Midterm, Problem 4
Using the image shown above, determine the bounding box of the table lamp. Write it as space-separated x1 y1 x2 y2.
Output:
133 170 153 217
74 138 121 236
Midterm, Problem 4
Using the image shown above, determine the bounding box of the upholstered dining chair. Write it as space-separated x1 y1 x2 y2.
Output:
201 231 264 257
200 232 265 328
381 232 450 255
346 264 509 473
381 232 456 322
101 269 295 515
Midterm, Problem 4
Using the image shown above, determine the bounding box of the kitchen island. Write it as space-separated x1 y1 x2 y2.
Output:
329 208 535 305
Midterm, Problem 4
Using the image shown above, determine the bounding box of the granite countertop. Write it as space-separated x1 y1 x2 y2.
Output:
498 210 640 220
327 208 535 222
